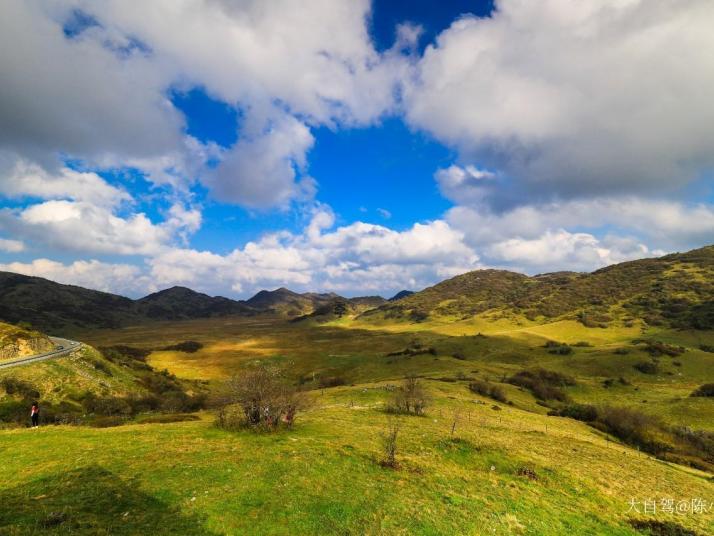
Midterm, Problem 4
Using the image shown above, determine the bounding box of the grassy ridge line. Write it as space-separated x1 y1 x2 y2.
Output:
362 246 714 330
0 383 712 535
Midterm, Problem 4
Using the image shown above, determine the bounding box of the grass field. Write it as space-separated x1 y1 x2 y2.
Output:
79 315 714 431
1 381 712 535
0 314 712 534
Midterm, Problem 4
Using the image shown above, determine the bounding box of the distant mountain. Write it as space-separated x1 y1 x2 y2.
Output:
389 290 415 301
245 288 341 317
292 295 388 323
0 273 387 333
136 286 254 320
363 246 714 329
4 245 711 334
0 271 139 332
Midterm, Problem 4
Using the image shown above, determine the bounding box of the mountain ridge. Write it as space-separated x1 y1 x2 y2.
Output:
1 244 712 333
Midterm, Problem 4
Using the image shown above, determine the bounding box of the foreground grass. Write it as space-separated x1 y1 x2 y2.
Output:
1 382 712 535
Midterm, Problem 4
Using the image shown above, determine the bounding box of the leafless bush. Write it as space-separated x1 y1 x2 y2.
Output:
386 375 430 415
214 365 309 431
380 417 401 468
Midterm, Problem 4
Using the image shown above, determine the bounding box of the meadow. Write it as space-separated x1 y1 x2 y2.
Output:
0 314 712 534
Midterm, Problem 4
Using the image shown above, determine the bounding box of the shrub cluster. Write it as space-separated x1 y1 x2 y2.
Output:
507 368 575 402
386 376 430 416
161 341 203 353
635 340 685 357
214 365 309 431
318 376 346 388
0 377 40 400
100 345 152 371
690 383 714 397
633 361 659 375
543 341 573 355
468 380 508 403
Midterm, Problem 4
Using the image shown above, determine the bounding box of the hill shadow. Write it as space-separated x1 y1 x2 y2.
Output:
0 465 218 535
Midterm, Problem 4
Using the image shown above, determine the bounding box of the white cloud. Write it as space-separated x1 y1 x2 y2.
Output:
406 0 714 203
0 258 148 296
447 197 714 251
485 230 657 273
0 1 184 168
147 212 480 297
0 238 24 253
435 165 497 205
0 0 412 208
0 156 130 207
206 115 315 208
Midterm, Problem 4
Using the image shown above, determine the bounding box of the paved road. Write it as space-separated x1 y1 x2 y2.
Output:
0 337 82 369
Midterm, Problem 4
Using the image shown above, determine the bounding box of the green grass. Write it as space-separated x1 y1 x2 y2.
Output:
2 313 713 534
1 383 712 535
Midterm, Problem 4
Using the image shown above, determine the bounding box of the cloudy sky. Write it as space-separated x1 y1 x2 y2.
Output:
0 0 713 298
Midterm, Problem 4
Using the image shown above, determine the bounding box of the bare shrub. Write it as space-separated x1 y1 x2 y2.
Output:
468 380 508 403
507 368 575 402
691 383 714 397
214 365 309 431
597 406 669 454
633 360 659 374
386 375 430 415
380 417 401 468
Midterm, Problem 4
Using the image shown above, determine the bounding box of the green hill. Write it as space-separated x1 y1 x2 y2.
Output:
363 246 714 329
136 286 253 320
0 321 53 361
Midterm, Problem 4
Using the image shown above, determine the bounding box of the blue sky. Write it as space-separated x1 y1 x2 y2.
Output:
0 0 712 298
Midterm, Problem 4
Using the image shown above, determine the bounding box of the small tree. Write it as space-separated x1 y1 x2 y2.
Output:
387 375 430 415
380 417 401 468
214 365 308 431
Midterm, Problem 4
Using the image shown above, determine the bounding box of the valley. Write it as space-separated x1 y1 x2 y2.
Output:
0 248 713 534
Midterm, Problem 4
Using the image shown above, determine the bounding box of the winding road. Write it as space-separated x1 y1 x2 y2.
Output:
0 337 82 369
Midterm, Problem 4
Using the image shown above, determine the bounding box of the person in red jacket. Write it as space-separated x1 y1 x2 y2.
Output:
30 402 39 428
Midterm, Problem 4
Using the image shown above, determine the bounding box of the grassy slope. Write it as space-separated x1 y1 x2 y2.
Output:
0 345 147 405
80 315 714 431
365 246 714 330
0 321 53 360
2 312 713 534
1 383 712 535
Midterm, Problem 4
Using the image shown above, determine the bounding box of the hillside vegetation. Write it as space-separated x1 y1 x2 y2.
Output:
0 273 388 333
0 321 53 361
363 246 714 330
1 245 713 534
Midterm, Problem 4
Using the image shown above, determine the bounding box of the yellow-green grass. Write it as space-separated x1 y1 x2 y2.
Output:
0 346 146 404
78 316 714 432
0 321 53 361
1 382 712 535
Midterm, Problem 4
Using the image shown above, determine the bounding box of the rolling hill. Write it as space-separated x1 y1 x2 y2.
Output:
363 245 714 329
0 273 391 333
136 286 253 320
0 321 53 361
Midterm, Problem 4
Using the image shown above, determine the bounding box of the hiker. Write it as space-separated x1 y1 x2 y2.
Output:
30 402 39 428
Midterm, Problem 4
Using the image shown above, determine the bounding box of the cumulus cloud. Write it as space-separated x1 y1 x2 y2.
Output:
0 156 131 207
0 258 149 296
0 0 411 208
447 196 714 251
0 238 24 253
435 165 497 205
406 0 714 205
0 162 202 256
0 1 184 170
485 230 658 273
206 116 315 208
145 211 481 297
